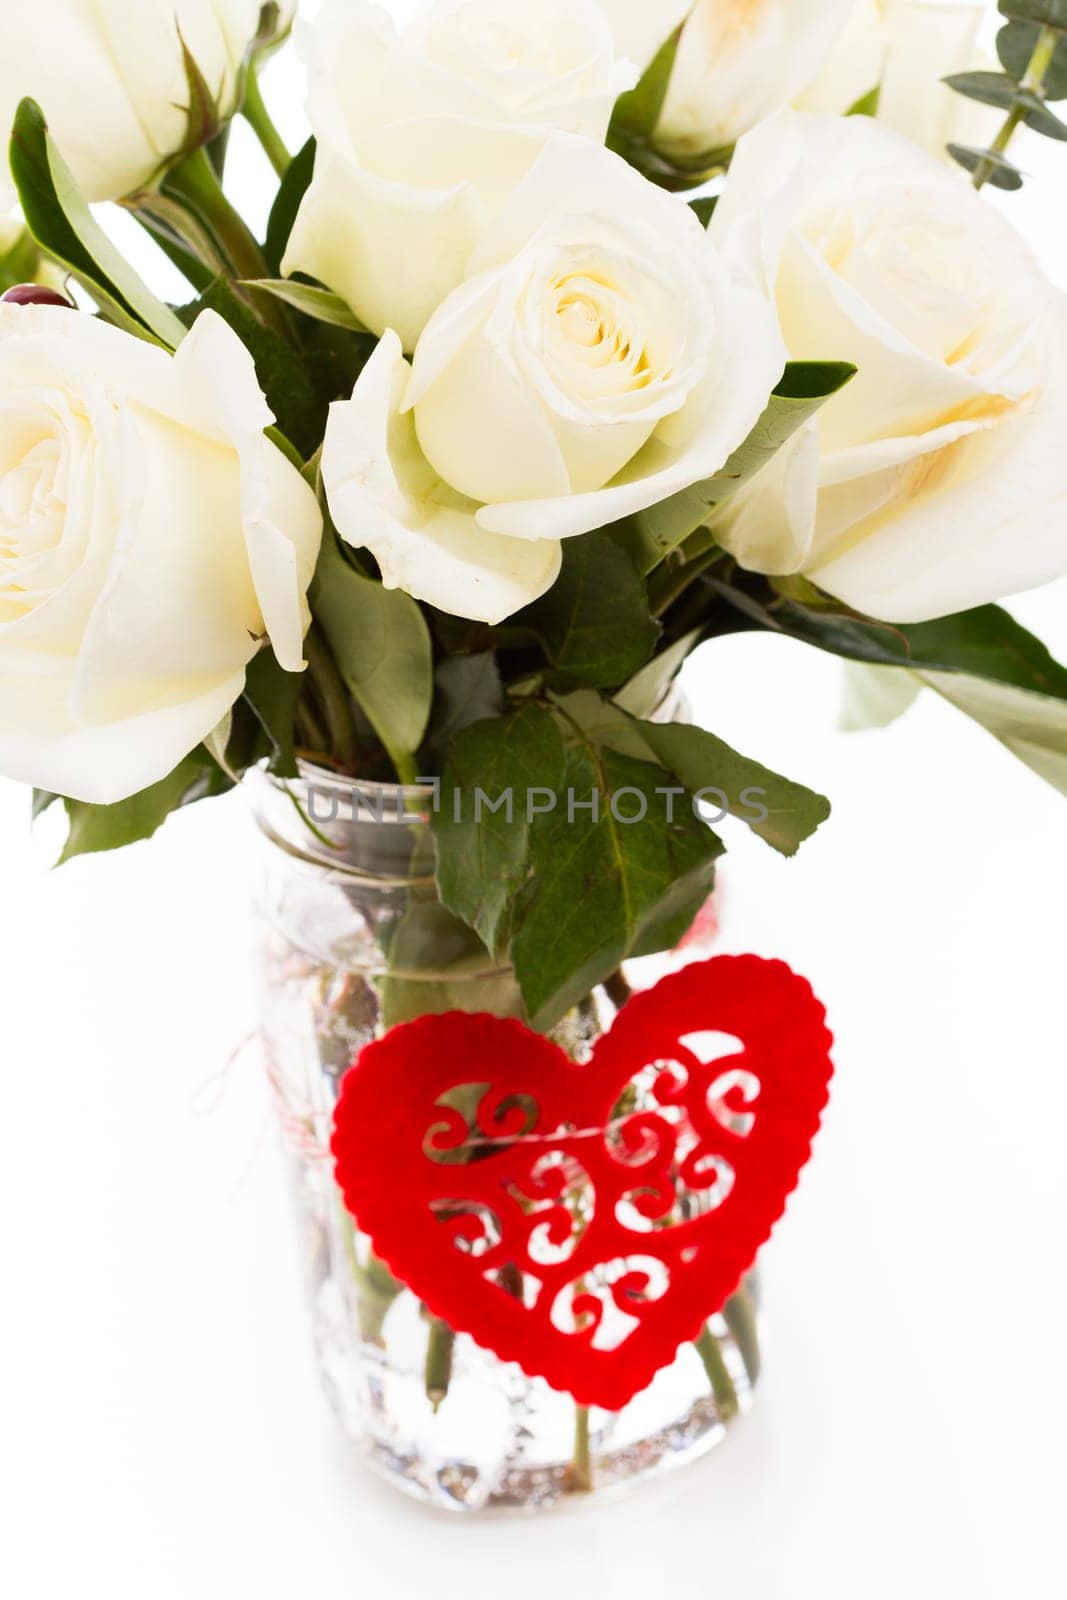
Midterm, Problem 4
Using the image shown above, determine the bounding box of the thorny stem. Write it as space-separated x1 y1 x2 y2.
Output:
972 24 1060 191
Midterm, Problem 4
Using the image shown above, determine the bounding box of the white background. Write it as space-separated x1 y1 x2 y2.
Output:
2 4 1065 1597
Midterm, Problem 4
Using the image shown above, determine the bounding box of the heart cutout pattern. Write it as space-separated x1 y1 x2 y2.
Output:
331 955 833 1411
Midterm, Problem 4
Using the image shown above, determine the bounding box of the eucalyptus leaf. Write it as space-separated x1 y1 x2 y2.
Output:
944 69 1025 108
10 99 187 347
609 361 856 574
944 71 1067 136
948 143 1025 188
999 19 1067 97
312 532 433 778
434 703 567 960
998 0 1067 28
512 743 723 1032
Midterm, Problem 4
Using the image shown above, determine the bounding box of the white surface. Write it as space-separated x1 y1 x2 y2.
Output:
2 5 1067 1596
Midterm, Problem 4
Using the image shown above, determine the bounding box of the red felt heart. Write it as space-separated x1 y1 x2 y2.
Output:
331 956 833 1411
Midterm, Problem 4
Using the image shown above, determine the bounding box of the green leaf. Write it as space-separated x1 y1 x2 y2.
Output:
32 789 59 821
1014 87 1067 134
434 703 567 960
609 29 681 142
554 689 831 858
427 653 506 761
839 663 923 733
688 195 717 228
948 142 1025 187
239 648 304 777
609 361 856 574
252 0 290 51
514 533 660 689
999 20 1067 97
183 275 324 457
944 71 1067 136
130 202 217 292
10 99 187 347
311 532 433 778
712 578 1067 701
265 136 316 272
176 27 223 155
614 630 702 719
840 660 1067 797
58 752 227 864
921 670 1067 796
0 224 43 292
243 277 368 332
998 0 1067 28
847 84 882 116
512 742 723 1031
944 69 1025 109
634 722 831 858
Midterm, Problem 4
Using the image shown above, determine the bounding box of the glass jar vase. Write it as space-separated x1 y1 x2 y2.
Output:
249 766 761 1513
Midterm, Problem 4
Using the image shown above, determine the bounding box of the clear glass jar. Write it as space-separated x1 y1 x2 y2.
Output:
249 766 761 1513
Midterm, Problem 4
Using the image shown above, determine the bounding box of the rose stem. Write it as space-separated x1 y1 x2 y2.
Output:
571 1407 594 1494
694 1326 740 1423
972 24 1059 191
162 148 291 338
305 628 360 772
604 968 632 1011
242 66 292 179
723 1287 761 1387
424 1317 456 1413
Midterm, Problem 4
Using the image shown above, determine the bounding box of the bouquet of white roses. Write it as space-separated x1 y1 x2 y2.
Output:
2 0 1066 1033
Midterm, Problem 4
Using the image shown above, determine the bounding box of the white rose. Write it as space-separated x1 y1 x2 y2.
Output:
595 0 693 72
710 112 1067 624
653 0 857 155
0 307 322 805
799 0 995 160
322 135 784 626
283 0 636 352
794 0 888 116
877 0 994 158
0 0 271 208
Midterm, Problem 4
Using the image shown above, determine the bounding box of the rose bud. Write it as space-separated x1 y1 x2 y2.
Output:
1 283 76 309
